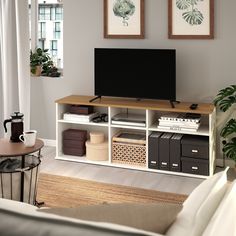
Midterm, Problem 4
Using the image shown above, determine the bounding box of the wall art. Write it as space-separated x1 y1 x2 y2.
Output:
104 0 144 39
168 0 214 39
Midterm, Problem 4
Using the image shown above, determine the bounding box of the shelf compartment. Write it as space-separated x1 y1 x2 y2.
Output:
112 131 146 167
110 124 146 130
58 119 109 127
148 123 209 136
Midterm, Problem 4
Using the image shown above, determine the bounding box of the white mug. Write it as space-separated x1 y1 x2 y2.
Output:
19 130 37 147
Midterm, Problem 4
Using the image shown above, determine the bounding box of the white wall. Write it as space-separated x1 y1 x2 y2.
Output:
30 0 236 159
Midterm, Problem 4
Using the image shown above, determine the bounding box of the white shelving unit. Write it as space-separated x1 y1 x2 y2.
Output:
56 95 216 179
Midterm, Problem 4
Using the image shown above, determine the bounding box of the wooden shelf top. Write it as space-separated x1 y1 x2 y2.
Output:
55 95 215 115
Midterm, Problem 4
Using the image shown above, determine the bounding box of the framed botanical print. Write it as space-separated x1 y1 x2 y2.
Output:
104 0 144 39
168 0 214 39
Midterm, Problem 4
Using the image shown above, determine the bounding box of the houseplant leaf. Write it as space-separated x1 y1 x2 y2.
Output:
216 96 236 112
222 138 236 161
176 0 191 10
182 9 204 25
214 85 236 111
220 119 236 138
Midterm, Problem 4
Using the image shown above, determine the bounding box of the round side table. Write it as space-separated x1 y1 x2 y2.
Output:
0 138 44 204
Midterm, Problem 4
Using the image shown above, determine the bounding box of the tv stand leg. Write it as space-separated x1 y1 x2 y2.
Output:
170 100 180 108
89 96 101 103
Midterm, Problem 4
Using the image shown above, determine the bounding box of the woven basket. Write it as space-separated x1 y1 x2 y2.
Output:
112 132 146 166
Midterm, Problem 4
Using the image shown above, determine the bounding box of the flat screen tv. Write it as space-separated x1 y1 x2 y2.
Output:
94 48 176 101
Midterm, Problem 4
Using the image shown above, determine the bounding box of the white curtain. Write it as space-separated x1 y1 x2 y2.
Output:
0 0 30 137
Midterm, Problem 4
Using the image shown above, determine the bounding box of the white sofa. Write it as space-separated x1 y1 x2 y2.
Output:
0 168 235 236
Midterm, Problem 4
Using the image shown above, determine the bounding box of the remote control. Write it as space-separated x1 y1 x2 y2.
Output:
190 103 198 110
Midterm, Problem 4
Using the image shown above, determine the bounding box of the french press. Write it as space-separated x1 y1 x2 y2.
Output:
3 112 24 142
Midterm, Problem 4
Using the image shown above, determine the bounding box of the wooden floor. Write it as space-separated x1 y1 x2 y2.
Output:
40 146 204 195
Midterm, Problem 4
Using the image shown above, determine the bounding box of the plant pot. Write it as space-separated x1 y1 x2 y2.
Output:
31 65 42 76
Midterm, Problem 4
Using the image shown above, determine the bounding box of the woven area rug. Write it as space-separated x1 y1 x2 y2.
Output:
37 173 187 208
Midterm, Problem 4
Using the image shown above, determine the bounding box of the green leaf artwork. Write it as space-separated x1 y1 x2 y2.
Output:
113 0 135 26
176 0 204 25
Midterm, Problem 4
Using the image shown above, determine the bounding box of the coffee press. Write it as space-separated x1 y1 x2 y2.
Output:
3 112 24 142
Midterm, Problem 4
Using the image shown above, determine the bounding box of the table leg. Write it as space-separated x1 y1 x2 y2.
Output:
20 155 25 202
34 149 44 207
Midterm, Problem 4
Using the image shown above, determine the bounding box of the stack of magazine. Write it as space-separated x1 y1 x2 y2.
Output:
157 113 201 132
63 112 99 123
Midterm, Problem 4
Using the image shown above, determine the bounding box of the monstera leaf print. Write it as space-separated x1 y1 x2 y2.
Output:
176 0 191 10
176 0 204 26
182 8 204 25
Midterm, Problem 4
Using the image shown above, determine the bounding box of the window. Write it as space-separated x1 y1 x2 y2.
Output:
29 0 63 70
51 6 63 21
39 6 51 20
50 40 58 57
38 40 45 50
54 22 61 39
38 22 46 39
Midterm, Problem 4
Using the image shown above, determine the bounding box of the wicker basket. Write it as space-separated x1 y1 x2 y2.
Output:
112 132 146 166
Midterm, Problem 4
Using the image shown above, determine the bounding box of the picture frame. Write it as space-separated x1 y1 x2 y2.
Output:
104 0 144 39
168 0 214 39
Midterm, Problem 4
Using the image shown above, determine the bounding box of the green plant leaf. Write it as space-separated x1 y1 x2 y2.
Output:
182 9 204 25
214 85 236 111
176 0 191 10
221 119 236 138
222 138 236 161
217 96 236 112
191 0 204 5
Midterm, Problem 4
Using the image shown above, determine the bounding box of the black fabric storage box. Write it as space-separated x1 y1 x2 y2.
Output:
158 133 173 171
63 147 85 156
69 105 93 115
63 139 85 149
148 132 163 169
181 135 209 159
63 129 87 156
170 134 183 172
181 157 209 176
63 129 87 141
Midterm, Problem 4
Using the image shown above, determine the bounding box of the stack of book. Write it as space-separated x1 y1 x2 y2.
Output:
63 112 99 123
157 113 201 132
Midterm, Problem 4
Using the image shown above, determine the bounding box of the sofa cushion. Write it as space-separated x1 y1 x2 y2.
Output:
0 198 164 236
202 180 236 236
166 168 228 236
39 202 182 234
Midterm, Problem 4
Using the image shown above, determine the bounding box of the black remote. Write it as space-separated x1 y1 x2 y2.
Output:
190 103 198 110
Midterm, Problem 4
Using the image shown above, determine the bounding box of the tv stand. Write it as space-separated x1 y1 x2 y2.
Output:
89 96 101 103
55 95 216 179
170 100 180 108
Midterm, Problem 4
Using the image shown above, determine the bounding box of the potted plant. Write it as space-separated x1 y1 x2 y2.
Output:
41 60 61 77
30 48 51 76
214 85 236 163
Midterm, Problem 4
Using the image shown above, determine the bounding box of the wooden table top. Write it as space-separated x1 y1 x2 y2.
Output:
55 95 215 115
0 139 44 157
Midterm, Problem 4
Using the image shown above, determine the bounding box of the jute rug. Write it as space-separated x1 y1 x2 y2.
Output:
37 173 187 208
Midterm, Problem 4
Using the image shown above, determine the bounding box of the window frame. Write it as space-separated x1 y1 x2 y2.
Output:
54 22 61 39
30 0 63 73
50 40 58 57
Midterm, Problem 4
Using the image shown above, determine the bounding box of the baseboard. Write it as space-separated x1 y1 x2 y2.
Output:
216 158 235 168
41 139 56 147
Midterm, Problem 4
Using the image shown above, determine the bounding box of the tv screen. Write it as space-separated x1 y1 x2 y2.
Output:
95 48 176 101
